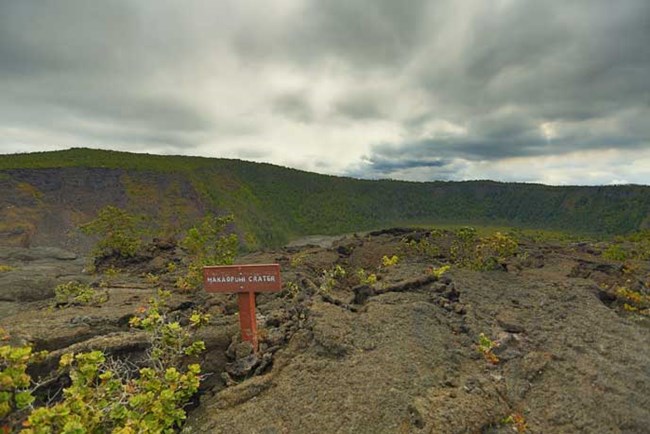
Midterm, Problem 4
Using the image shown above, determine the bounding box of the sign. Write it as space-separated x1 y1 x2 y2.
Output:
203 264 282 293
203 264 282 351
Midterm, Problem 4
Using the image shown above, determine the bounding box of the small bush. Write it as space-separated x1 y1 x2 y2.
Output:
430 265 451 279
54 281 107 307
356 269 377 286
19 290 208 433
477 333 499 364
176 214 238 291
472 232 518 270
381 255 399 268
0 345 47 424
80 205 143 258
319 265 346 294
602 244 627 261
502 413 528 433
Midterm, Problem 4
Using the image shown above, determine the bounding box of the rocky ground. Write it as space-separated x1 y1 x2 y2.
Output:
1 229 649 433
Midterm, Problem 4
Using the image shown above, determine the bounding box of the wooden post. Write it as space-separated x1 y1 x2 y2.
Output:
237 292 258 350
203 264 282 352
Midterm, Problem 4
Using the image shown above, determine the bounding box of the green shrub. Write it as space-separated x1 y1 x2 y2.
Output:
602 244 627 261
20 290 208 433
430 264 451 279
80 205 143 258
176 214 238 291
403 238 441 258
477 333 499 364
381 255 399 268
0 345 47 423
319 265 346 294
54 281 107 307
472 232 519 270
356 269 377 286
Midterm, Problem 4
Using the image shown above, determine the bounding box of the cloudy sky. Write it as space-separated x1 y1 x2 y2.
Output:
1 0 648 185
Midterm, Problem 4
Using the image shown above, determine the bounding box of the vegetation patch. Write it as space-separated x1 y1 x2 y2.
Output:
80 205 144 259
175 214 238 291
404 227 520 271
54 281 108 307
477 333 500 365
2 290 208 433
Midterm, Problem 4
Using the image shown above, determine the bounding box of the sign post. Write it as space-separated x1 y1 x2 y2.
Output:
203 264 282 351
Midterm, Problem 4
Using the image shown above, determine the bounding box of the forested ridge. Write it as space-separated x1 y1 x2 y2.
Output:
1 148 649 247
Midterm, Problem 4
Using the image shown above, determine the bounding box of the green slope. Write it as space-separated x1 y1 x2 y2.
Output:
1 148 649 247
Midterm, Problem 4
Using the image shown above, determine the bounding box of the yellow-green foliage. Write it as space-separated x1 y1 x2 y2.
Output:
477 333 500 365
502 413 528 433
129 290 210 369
430 265 451 279
0 345 47 421
602 230 650 262
176 214 238 291
284 281 300 299
319 265 346 294
602 244 627 261
24 353 201 433
166 261 178 273
450 228 519 270
80 205 143 258
54 281 107 307
473 232 518 270
615 286 650 315
356 269 378 286
17 290 207 433
404 238 441 258
290 253 306 268
0 264 13 273
381 255 399 267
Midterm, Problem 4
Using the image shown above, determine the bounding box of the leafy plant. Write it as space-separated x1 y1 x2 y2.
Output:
290 253 306 268
80 205 143 258
54 281 107 307
0 345 47 423
381 255 399 267
472 232 519 270
403 238 441 258
356 269 378 286
319 265 347 294
176 214 238 291
20 289 208 433
129 290 210 370
602 244 627 261
477 333 500 365
0 264 13 273
283 281 300 299
430 265 451 279
502 412 528 433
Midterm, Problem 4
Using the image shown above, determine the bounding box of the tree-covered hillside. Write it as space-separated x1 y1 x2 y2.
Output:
1 148 649 248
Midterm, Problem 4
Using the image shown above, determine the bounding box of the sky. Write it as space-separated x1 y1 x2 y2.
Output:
1 0 649 185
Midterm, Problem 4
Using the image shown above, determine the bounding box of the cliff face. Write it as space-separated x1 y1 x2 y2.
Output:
0 168 206 250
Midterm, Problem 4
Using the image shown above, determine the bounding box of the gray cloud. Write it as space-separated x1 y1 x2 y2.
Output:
272 92 314 123
0 0 648 184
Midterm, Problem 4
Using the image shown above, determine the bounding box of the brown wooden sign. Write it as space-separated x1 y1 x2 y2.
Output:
203 264 282 351
203 264 282 293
